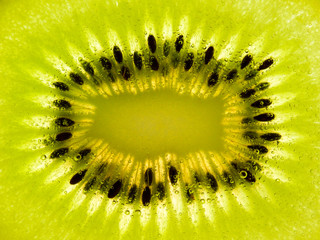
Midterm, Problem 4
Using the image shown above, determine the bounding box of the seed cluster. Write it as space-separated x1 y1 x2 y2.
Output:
45 32 281 208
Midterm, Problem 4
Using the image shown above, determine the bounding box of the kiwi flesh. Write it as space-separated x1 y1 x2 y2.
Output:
1 0 320 239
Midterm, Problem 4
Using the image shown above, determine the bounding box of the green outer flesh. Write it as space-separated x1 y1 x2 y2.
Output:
0 0 320 239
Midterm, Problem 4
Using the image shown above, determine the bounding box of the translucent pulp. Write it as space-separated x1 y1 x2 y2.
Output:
90 90 225 159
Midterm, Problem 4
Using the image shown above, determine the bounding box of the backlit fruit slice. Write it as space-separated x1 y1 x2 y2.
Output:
0 0 320 240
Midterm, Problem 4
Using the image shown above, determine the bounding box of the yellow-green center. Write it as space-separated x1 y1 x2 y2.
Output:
90 90 225 159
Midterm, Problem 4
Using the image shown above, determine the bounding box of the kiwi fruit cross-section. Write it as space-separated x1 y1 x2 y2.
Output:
1 0 320 239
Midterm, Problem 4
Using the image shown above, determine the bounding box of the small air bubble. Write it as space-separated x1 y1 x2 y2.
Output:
240 171 247 178
74 154 82 161
135 210 141 215
200 199 205 203
125 210 130 215
174 190 179 194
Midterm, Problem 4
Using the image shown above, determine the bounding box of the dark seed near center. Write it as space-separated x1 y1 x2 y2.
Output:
121 66 131 80
108 180 122 198
113 46 123 63
258 58 274 71
260 133 281 141
208 72 219 87
53 82 69 91
241 54 253 69
149 56 159 70
169 166 178 185
53 99 71 109
55 132 72 141
100 57 112 70
133 52 143 70
207 172 218 192
184 52 194 71
50 147 69 159
81 61 94 76
148 35 157 53
247 145 268 154
69 72 84 85
204 46 214 64
226 69 237 80
142 186 151 206
70 169 87 185
175 35 184 52
251 99 272 108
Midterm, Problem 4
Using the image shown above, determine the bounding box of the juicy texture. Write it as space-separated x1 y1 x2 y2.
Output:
0 0 320 240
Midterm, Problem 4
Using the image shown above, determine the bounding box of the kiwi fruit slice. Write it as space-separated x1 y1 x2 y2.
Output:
1 0 320 239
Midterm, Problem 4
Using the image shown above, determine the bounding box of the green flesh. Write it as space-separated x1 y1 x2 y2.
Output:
1 0 320 239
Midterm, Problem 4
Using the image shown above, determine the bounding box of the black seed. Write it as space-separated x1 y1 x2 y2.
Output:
82 61 94 76
260 133 282 141
121 66 131 80
144 168 153 185
245 71 257 80
84 177 96 192
113 46 123 63
53 99 71 109
169 166 178 185
69 73 84 85
78 148 91 158
133 51 143 70
50 147 69 159
251 99 272 108
184 52 194 71
70 169 87 185
108 180 122 198
243 131 259 140
148 35 157 53
163 40 170 57
241 117 254 124
55 118 75 127
206 172 218 192
156 182 165 201
240 89 256 98
258 58 274 71
100 57 112 70
247 145 268 154
254 113 275 122
226 69 237 80
241 170 256 183
208 72 219 87
56 132 72 141
175 35 184 53
53 82 69 91
128 184 138 203
204 46 214 64
241 54 253 69
150 56 159 70
186 185 195 202
255 82 270 91
222 171 235 187
142 186 151 206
